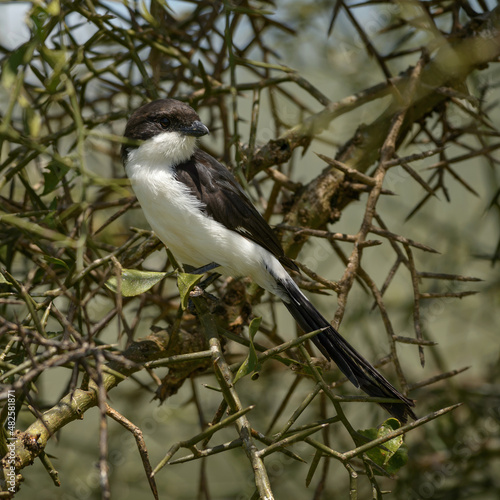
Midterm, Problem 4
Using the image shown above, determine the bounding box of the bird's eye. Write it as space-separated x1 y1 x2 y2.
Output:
158 117 170 129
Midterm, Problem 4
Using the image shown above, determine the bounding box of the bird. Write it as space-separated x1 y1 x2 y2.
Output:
121 98 416 423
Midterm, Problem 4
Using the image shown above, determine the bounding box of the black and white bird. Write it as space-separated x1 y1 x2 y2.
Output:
121 99 416 422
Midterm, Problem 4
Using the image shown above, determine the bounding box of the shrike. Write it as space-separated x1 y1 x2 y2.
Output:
122 99 416 422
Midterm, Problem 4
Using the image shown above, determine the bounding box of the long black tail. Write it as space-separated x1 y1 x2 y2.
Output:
278 279 416 423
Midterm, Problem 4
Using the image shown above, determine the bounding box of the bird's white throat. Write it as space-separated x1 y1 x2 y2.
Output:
126 131 197 171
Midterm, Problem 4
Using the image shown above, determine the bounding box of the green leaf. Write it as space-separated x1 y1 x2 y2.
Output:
40 46 66 70
0 273 11 285
42 161 70 195
140 0 159 27
48 197 58 210
40 46 67 91
1 42 36 89
234 317 262 383
358 418 408 474
43 256 69 270
30 5 49 35
177 272 204 309
106 269 169 297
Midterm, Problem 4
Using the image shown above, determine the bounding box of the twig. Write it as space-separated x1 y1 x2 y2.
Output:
105 405 159 500
407 367 470 391
191 291 274 500
404 244 426 367
341 404 463 461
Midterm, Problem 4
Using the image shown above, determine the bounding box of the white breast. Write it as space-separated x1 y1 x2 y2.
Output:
125 140 290 297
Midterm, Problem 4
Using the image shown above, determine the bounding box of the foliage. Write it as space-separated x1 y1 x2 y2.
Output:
0 1 499 498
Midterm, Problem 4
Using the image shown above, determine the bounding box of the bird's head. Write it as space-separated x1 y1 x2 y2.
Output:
121 99 209 166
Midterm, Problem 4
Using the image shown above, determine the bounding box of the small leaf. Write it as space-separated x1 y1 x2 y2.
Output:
0 273 11 285
234 317 262 383
377 418 404 463
358 418 408 474
43 256 69 270
42 161 70 195
177 272 203 310
30 5 49 35
248 316 261 340
40 46 67 92
106 269 169 297
140 0 159 27
40 46 66 70
1 42 35 89
48 197 58 210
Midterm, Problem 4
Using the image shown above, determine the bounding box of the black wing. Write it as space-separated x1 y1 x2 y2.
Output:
174 149 297 271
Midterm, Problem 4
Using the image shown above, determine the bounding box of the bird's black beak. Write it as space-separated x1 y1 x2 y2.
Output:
181 120 210 137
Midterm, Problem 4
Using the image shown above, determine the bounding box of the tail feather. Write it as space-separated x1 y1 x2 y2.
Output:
279 279 416 423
